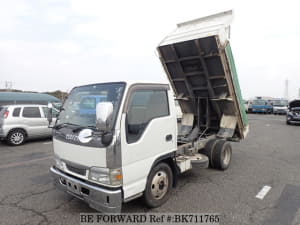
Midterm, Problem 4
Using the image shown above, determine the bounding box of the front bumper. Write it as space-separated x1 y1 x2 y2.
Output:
288 119 300 123
287 114 300 123
274 110 287 114
50 166 122 213
252 108 269 113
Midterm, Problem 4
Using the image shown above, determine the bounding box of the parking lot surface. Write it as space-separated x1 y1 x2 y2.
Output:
0 114 300 225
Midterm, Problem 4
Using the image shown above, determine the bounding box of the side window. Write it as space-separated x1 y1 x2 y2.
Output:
13 108 21 117
22 107 41 118
126 90 169 143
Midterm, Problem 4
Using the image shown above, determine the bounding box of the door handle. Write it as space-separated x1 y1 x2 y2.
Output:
166 134 172 142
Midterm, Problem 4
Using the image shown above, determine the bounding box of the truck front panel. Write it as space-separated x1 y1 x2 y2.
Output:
53 138 107 168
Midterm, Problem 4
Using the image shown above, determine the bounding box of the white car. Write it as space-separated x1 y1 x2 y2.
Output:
273 106 288 115
0 104 58 145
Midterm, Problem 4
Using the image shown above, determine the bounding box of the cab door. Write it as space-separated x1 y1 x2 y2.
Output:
120 85 177 199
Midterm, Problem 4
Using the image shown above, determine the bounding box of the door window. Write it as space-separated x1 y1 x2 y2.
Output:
126 90 169 143
22 107 41 118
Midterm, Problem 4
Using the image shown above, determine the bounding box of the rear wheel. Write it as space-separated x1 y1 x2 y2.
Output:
203 139 232 170
144 163 173 208
7 129 26 146
211 140 232 170
202 138 220 168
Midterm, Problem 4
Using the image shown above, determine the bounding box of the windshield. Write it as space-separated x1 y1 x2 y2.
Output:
273 100 288 107
253 100 267 105
56 82 125 129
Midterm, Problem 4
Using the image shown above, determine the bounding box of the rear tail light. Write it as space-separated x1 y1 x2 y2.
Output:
3 110 9 119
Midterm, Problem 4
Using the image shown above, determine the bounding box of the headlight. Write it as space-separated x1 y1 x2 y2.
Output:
89 167 122 186
54 156 65 171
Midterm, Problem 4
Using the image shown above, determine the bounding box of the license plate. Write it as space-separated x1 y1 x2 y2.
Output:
66 179 81 195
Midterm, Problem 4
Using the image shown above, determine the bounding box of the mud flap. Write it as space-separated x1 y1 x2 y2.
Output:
217 115 237 138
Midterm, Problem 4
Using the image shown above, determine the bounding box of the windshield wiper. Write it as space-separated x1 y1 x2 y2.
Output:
72 125 96 133
54 122 96 133
54 122 80 130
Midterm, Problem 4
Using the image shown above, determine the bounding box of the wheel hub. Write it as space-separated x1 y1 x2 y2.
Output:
223 146 231 166
11 132 24 144
151 171 168 200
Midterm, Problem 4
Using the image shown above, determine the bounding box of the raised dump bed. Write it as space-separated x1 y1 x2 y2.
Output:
157 10 249 141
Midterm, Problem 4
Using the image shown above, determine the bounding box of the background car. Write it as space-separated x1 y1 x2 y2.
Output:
272 99 288 115
286 99 300 125
0 104 58 145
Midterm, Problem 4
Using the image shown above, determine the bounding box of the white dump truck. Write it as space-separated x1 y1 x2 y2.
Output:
49 10 249 213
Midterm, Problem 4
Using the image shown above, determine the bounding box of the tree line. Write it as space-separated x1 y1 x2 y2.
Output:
0 89 68 100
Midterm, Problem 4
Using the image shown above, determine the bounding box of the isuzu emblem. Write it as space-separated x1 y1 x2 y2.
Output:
78 129 93 143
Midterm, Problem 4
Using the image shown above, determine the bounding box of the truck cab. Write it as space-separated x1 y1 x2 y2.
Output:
50 82 178 212
50 10 248 213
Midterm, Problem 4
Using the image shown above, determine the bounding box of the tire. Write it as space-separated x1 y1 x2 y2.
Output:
144 162 173 208
202 138 220 168
7 129 26 146
286 120 290 125
212 140 232 170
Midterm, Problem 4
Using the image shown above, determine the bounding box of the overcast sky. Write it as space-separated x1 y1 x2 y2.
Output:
0 0 299 99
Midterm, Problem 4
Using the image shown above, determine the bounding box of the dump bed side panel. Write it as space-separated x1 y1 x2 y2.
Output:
225 44 248 127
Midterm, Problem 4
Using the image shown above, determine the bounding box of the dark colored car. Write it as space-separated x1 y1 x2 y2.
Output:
286 100 300 125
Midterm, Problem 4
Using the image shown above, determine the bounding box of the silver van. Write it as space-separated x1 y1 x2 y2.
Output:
0 104 58 145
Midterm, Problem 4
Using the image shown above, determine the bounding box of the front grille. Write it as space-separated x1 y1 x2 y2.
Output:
66 164 86 176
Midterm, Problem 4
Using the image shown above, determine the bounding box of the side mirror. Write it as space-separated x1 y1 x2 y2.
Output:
47 103 53 126
96 102 113 132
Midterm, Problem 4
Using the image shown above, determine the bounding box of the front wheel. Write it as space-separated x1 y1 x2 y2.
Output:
144 163 173 208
